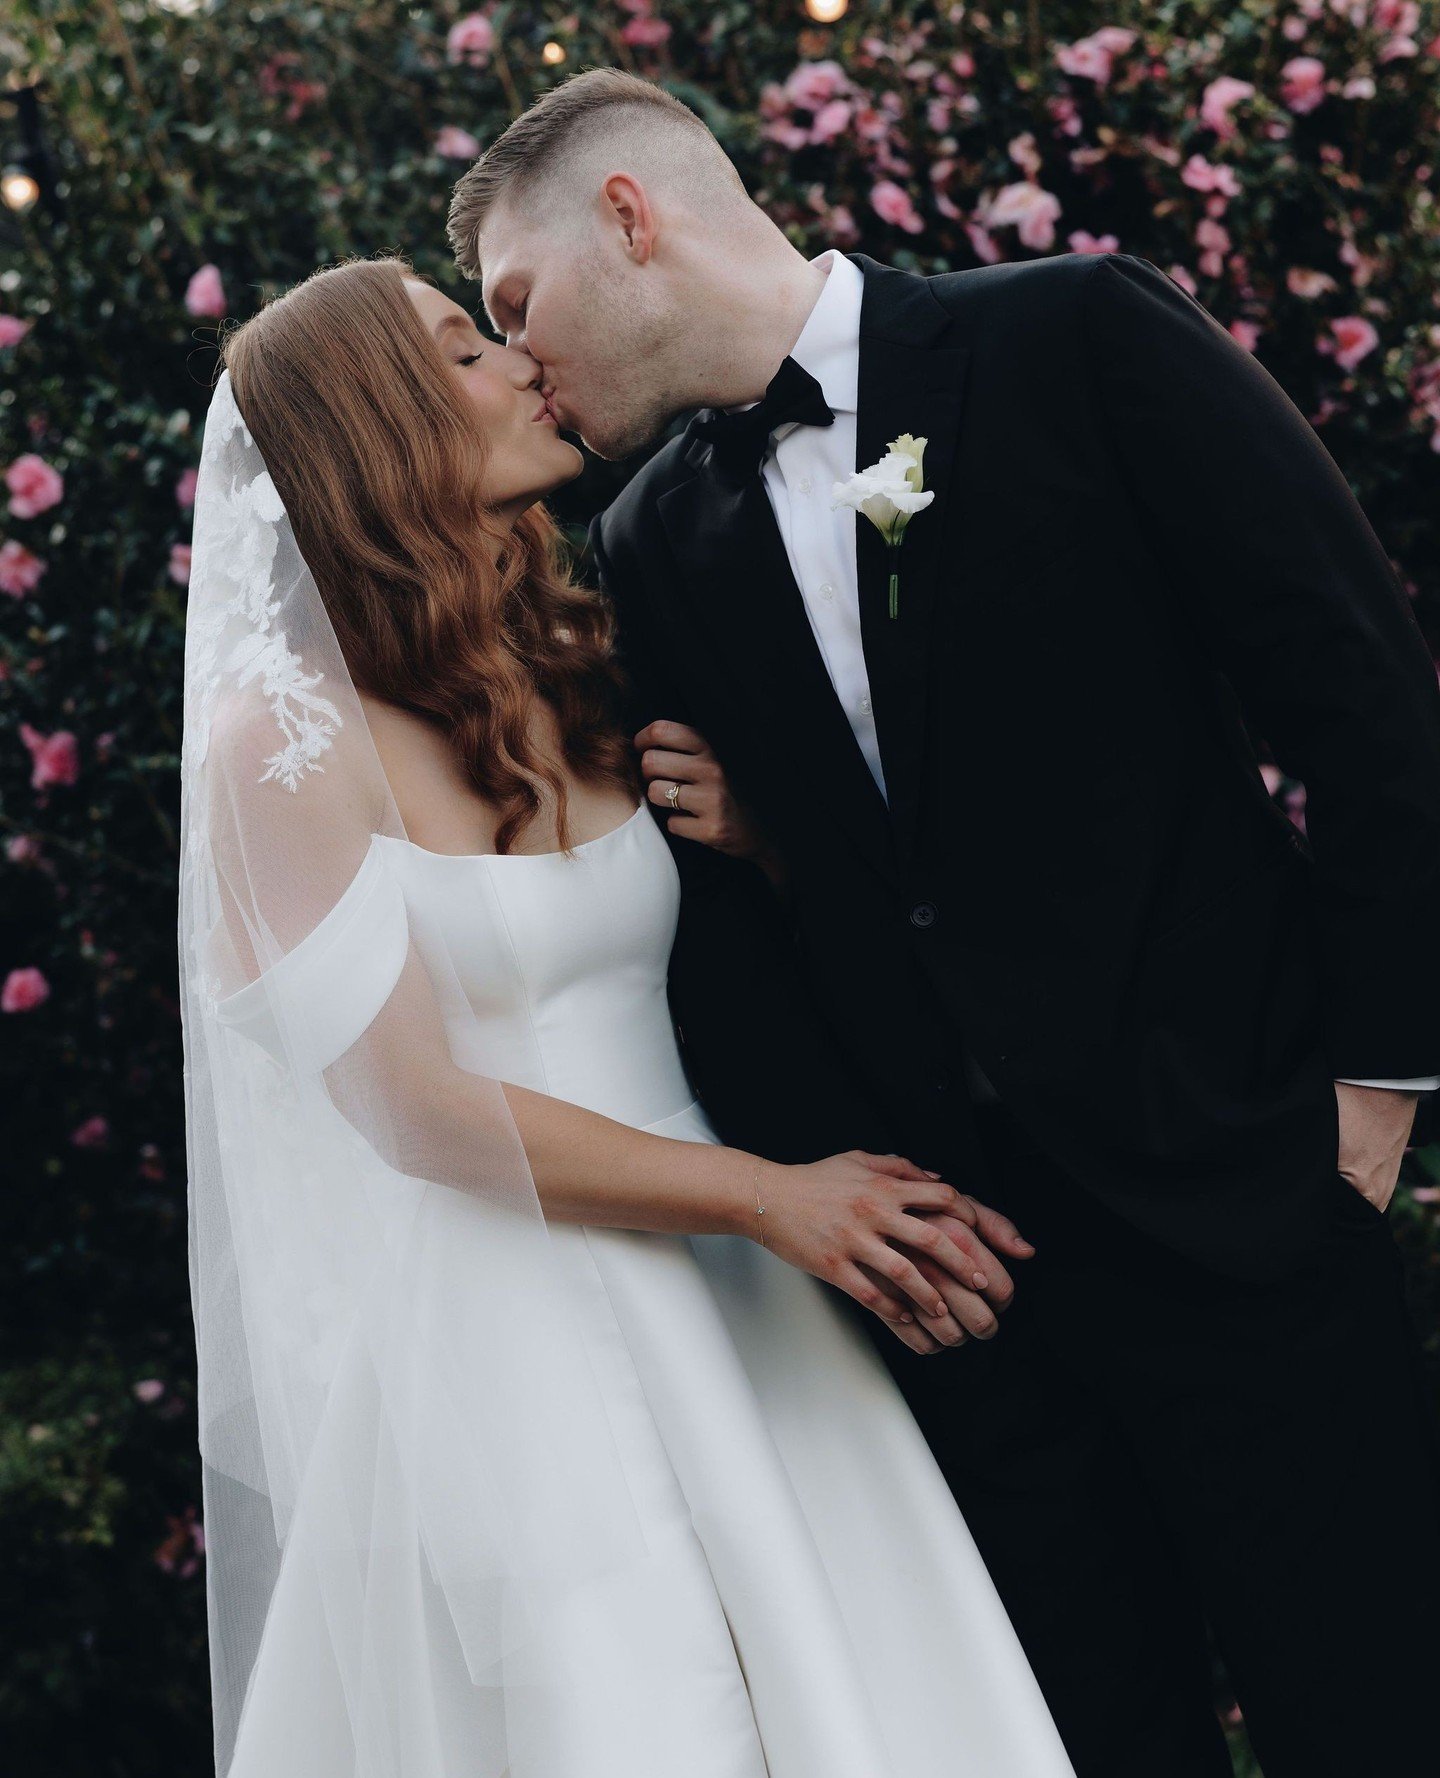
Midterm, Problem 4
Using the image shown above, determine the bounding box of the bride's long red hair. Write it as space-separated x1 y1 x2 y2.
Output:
220 255 635 855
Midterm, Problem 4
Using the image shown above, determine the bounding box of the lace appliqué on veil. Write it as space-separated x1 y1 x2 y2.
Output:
184 376 343 793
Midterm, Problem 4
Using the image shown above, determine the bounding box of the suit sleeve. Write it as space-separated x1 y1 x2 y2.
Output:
1081 252 1440 1081
587 511 897 1163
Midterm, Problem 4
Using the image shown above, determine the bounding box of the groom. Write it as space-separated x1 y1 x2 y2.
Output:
451 69 1440 1777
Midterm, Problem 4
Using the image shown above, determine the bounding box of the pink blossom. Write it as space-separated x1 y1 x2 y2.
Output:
0 539 45 597
1168 263 1199 296
1378 32 1419 60
6 834 40 864
2 966 50 1013
446 13 494 65
965 221 1001 264
809 99 852 144
1055 37 1114 84
72 1115 111 1149
1068 230 1120 254
1196 215 1231 277
5 453 63 519
870 180 925 235
1180 154 1242 198
0 314 31 349
1373 1 1420 33
984 181 1062 251
621 13 671 46
1092 27 1138 54
133 1378 165 1402
1281 56 1328 113
1342 74 1377 98
1201 76 1256 138
169 542 192 586
174 468 198 508
1047 95 1083 138
19 722 80 789
926 99 952 133
1008 132 1042 177
1329 314 1380 369
785 60 852 113
1287 266 1338 298
1228 319 1261 352
184 264 227 319
434 125 481 159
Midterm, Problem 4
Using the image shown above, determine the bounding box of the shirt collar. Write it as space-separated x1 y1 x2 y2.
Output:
787 248 861 416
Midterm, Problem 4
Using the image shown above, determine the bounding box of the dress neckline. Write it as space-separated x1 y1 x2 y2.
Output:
392 801 647 864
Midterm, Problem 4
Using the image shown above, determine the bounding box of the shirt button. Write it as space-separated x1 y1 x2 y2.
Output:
818 582 835 601
910 902 939 930
859 695 872 716
797 476 813 496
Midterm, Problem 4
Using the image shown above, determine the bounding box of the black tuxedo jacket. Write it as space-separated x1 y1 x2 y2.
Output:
588 250 1440 1280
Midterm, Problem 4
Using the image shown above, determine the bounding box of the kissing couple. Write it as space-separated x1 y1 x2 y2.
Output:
180 66 1440 1778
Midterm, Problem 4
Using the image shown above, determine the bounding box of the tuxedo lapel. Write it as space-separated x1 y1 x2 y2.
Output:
850 254 971 868
656 444 897 882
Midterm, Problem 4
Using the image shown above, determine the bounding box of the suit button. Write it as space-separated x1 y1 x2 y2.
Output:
934 1076 951 1093
910 902 939 930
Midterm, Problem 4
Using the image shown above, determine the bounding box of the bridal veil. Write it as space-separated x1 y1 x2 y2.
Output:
177 370 646 1776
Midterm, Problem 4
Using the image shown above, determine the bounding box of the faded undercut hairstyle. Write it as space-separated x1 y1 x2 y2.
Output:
446 67 748 280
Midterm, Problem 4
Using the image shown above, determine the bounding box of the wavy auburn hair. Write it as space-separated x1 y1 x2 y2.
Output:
220 255 636 855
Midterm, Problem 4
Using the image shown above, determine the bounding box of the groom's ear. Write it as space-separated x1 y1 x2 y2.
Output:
598 173 657 266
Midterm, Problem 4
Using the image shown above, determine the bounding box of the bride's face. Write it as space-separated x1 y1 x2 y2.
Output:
404 279 582 517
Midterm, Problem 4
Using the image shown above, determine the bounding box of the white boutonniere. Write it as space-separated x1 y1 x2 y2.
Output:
831 433 935 619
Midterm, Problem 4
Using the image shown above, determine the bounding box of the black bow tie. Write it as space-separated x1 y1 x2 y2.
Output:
693 355 835 476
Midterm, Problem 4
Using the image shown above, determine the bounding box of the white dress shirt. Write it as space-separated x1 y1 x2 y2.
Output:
749 250 1437 1097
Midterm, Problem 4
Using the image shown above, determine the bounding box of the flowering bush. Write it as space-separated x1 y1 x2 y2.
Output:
3 1 1439 1768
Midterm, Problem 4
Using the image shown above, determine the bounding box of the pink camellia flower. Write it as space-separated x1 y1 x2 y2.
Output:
6 833 41 863
985 181 1063 251
19 722 80 789
1055 36 1113 83
133 1378 165 1403
169 542 192 586
446 12 494 65
72 1115 111 1149
1287 266 1338 298
1180 154 1242 198
810 99 852 144
1196 215 1231 277
785 60 852 113
1329 314 1380 370
1373 0 1421 33
0 314 31 348
0 539 45 597
870 180 925 235
1228 319 1261 352
622 12 671 46
184 264 227 319
1068 230 1120 254
174 468 198 509
434 125 481 159
1280 56 1327 113
1201 76 1256 138
2 966 50 1013
1167 263 1199 296
5 454 63 520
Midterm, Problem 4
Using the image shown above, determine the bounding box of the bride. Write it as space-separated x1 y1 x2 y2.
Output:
179 253 1076 1778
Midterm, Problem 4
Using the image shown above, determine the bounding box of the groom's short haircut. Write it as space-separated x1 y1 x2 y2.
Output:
447 67 747 280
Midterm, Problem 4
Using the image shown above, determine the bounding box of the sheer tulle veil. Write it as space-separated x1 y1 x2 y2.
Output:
177 368 646 1776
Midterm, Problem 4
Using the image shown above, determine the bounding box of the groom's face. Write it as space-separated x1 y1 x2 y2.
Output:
476 205 674 462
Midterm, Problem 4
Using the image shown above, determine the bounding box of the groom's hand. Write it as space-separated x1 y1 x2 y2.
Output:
897 1197 1036 1342
1335 1081 1420 1211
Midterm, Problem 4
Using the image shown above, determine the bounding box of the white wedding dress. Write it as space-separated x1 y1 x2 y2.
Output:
214 797 1074 1778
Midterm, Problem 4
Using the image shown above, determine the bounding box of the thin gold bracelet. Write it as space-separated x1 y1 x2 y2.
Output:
752 1162 768 1250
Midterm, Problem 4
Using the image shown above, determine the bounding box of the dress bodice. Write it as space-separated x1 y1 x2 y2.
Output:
379 803 697 1129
